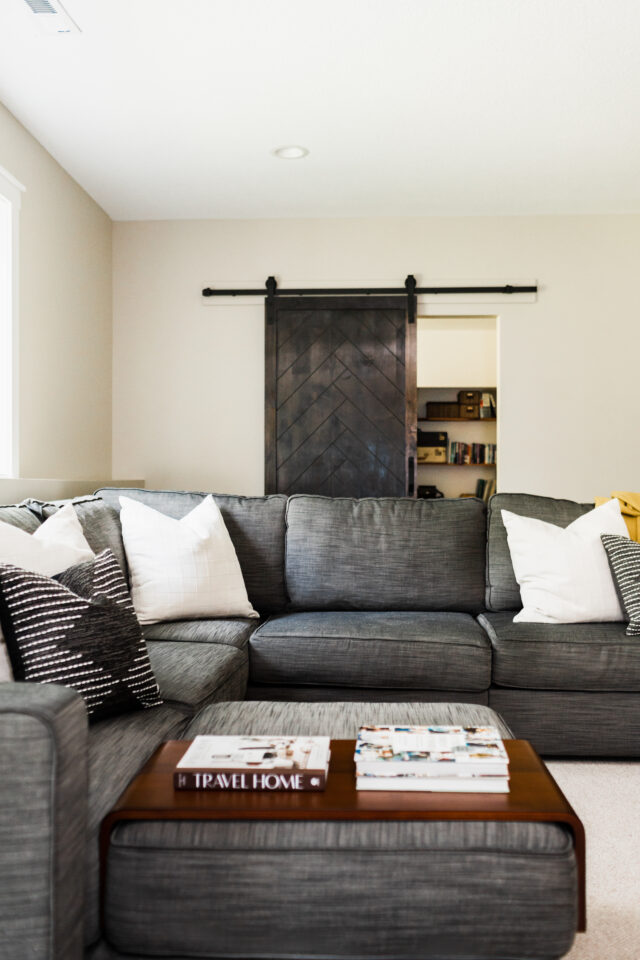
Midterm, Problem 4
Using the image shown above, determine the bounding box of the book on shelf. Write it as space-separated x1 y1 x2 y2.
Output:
354 725 509 792
174 735 331 791
482 478 495 502
480 392 496 419
447 442 496 465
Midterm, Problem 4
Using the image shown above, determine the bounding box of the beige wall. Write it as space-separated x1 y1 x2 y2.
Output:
0 101 112 487
112 214 640 502
417 316 497 387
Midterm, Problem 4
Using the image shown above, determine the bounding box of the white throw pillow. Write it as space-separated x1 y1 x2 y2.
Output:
502 498 630 623
119 495 259 624
0 504 95 680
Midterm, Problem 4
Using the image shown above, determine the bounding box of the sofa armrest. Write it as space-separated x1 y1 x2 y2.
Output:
0 682 88 960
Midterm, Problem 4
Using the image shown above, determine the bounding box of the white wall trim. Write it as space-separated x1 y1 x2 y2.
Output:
0 166 24 477
0 164 26 203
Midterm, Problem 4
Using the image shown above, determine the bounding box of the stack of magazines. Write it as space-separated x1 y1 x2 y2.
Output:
174 735 331 791
354 725 510 792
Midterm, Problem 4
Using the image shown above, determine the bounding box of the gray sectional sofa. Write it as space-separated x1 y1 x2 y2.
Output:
0 486 636 959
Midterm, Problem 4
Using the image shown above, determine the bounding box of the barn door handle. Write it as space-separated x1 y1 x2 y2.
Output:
408 456 415 496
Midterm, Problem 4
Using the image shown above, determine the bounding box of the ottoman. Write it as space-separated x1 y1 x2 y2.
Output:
102 702 578 960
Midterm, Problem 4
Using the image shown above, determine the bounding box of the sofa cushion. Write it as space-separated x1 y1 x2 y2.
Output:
119 495 259 624
285 495 486 613
250 611 491 691
0 550 163 721
486 493 592 612
85 703 188 946
0 502 41 533
246 685 490 704
480 611 640 691
186 699 514 739
0 502 93 573
96 487 287 614
601 533 640 635
145 639 248 711
143 617 258 650
28 496 128 575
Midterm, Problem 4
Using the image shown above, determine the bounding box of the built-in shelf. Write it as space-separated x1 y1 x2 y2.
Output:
417 385 497 498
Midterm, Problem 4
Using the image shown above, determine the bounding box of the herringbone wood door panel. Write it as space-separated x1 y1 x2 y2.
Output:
265 297 415 497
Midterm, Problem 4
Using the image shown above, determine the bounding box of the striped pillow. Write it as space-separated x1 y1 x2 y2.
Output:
601 534 640 636
0 549 162 721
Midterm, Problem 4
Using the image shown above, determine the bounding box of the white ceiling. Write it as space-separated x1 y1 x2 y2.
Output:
1 0 640 220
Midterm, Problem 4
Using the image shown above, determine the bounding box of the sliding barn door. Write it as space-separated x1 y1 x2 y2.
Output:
265 296 416 497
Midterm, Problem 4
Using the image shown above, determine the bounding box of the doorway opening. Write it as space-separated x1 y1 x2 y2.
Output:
416 315 498 500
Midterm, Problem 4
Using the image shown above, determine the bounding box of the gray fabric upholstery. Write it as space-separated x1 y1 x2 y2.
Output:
0 501 41 532
486 492 592 611
0 682 87 960
85 704 188 946
247 684 490 704
146 640 248 712
207 659 250 703
142 617 258 651
107 703 575 960
285 495 486 613
186 699 514 738
96 487 288 614
25 496 128 575
480 611 640 691
490 687 640 756
104 819 576 960
250 611 491 690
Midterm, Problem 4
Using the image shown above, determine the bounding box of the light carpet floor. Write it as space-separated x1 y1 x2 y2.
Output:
546 760 640 959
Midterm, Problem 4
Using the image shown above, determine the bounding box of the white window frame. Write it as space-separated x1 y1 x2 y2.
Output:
0 164 25 478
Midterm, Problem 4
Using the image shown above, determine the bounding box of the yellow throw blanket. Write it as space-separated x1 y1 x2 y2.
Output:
594 491 640 542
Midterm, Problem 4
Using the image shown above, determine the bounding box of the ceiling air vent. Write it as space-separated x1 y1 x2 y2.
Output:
22 0 81 34
24 0 56 11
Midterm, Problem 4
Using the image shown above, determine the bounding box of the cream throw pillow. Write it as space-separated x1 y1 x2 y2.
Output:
0 504 95 680
502 498 629 623
119 495 258 624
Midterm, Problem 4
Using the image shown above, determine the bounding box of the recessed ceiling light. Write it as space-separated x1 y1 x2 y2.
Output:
272 145 309 160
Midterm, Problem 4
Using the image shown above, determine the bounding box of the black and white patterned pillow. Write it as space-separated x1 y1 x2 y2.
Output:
601 534 640 636
0 549 163 721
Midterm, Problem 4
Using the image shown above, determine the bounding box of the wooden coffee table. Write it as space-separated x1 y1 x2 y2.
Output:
101 738 586 932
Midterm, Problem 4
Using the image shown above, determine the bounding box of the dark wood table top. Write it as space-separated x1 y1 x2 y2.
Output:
101 738 585 931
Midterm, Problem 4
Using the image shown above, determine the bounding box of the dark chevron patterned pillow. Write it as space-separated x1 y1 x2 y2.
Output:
601 534 640 636
0 549 163 721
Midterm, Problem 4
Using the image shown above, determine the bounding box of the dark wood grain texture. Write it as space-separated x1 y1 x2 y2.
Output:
264 293 277 493
265 296 416 496
101 739 585 932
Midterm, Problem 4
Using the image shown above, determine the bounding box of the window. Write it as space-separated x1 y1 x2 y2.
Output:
0 165 24 477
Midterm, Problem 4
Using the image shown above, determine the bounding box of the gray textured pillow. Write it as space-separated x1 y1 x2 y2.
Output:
601 534 640 636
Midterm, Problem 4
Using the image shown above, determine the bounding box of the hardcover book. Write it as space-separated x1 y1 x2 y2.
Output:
174 735 331 791
356 774 509 793
354 725 509 777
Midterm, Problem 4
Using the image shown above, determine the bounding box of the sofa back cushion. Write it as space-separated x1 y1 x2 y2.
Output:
0 502 42 534
95 488 288 614
486 492 593 611
285 495 486 613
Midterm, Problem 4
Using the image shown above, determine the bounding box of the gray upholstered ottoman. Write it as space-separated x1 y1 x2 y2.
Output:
103 702 578 960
